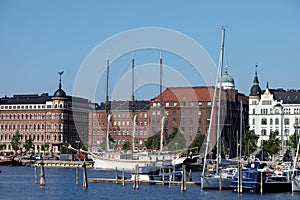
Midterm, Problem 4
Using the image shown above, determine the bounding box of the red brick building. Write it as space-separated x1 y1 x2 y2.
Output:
149 86 248 157
88 101 151 152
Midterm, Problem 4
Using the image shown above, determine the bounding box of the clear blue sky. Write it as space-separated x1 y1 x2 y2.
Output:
1 0 300 103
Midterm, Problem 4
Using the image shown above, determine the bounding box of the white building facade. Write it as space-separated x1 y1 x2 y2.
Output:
249 68 300 152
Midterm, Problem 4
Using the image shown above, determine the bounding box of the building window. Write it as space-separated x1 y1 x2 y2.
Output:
270 118 273 125
189 110 194 116
284 118 290 125
261 118 267 125
206 110 211 115
252 118 255 125
207 102 212 106
206 119 210 125
275 118 279 125
252 109 255 114
261 129 267 136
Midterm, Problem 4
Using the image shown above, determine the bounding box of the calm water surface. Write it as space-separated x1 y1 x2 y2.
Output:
0 166 299 200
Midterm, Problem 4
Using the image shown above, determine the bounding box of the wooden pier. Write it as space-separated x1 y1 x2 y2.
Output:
88 178 201 186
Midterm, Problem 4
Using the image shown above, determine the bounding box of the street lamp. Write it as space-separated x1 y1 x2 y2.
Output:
274 103 284 157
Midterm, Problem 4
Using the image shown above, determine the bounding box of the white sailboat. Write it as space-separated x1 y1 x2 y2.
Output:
201 27 235 190
292 129 300 192
91 54 181 171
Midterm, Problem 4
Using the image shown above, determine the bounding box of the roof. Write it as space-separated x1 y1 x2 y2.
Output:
152 86 245 103
95 100 150 111
268 89 300 104
0 94 52 104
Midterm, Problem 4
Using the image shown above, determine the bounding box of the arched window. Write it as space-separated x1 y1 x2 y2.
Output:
261 129 267 136
275 118 279 125
270 118 273 125
261 118 267 125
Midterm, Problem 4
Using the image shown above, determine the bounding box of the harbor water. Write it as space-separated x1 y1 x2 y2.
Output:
0 166 299 200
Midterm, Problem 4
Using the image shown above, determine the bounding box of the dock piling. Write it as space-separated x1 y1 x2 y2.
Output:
181 165 186 192
40 161 45 187
237 163 242 193
168 168 171 188
115 167 118 184
76 167 79 185
122 168 125 188
82 162 88 189
34 165 38 184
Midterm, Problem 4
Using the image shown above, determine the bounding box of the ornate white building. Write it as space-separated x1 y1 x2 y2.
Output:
249 66 300 153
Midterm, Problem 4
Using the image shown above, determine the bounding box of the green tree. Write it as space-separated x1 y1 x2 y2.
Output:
24 138 33 152
122 141 131 150
81 145 88 151
242 130 259 156
167 128 186 151
189 133 205 153
290 132 298 150
0 144 6 150
41 143 49 154
145 132 160 150
262 131 281 160
59 142 69 154
11 130 21 153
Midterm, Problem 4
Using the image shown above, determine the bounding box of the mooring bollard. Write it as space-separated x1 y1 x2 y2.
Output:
76 167 79 185
122 168 125 188
40 161 45 187
82 162 88 189
181 165 186 192
34 165 38 184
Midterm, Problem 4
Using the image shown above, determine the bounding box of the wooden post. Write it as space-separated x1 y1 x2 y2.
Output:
168 168 171 188
115 167 118 184
260 172 263 194
40 161 45 187
162 166 165 184
238 163 242 193
219 171 222 191
76 167 79 185
181 165 186 192
122 168 125 188
82 162 88 189
133 165 139 190
34 165 38 184
189 169 192 182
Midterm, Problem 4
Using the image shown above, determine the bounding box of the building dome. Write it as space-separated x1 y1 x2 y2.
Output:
250 85 262 96
249 65 261 97
221 65 235 89
54 88 67 97
53 71 67 98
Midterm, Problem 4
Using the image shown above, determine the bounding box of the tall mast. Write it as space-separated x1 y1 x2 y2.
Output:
216 27 225 174
131 55 135 110
160 52 163 107
131 55 136 152
159 52 164 152
105 59 110 151
239 100 243 161
105 60 110 113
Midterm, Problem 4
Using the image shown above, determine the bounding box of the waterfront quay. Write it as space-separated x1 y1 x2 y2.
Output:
21 159 94 168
